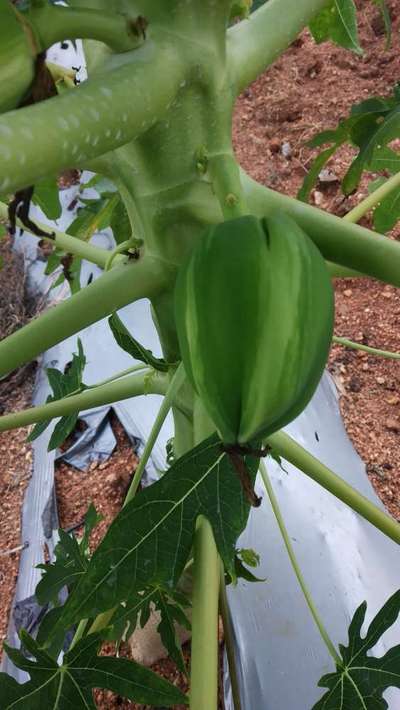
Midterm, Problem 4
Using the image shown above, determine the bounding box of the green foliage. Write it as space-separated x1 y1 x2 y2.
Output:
227 548 265 584
109 311 169 372
106 585 191 675
313 589 400 709
32 177 62 220
48 434 258 638
0 630 187 708
310 0 362 55
28 339 86 450
298 87 400 203
367 176 400 233
39 177 131 293
2 0 400 706
35 503 102 606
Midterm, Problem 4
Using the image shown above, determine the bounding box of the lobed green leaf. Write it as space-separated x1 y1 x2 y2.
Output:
0 630 187 708
313 589 400 709
50 434 258 638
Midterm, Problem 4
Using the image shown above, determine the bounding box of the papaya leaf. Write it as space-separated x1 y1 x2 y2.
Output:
106 586 191 651
27 339 86 450
35 606 67 659
0 630 187 708
299 89 400 199
44 249 63 276
81 175 117 194
237 547 260 568
50 434 259 637
108 311 169 372
233 557 265 583
81 502 103 551
32 177 62 221
225 548 265 585
373 183 400 233
67 193 119 242
309 0 362 55
36 529 86 606
152 588 191 673
35 503 102 606
313 589 400 709
343 104 400 193
368 145 400 173
106 588 159 642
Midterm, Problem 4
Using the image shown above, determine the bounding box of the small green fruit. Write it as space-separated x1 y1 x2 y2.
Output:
175 212 334 445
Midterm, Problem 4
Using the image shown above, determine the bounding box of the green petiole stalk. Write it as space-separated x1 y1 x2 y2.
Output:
85 363 150 390
259 460 341 665
243 173 400 287
50 363 150 402
344 171 400 225
190 515 220 710
124 363 186 504
0 38 184 196
0 254 172 379
228 0 330 94
0 371 168 434
267 431 400 545
26 5 145 54
190 406 220 710
0 201 112 269
333 335 400 360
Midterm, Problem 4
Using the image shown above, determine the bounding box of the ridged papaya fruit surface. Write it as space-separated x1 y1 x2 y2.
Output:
175 212 334 445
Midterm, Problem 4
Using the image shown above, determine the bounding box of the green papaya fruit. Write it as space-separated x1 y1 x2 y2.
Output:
174 211 334 445
0 2 35 114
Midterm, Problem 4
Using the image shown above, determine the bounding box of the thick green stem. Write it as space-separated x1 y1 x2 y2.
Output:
0 201 111 269
0 371 167 434
243 174 400 287
259 460 341 665
228 0 330 94
267 431 400 545
190 515 220 710
219 562 242 710
27 6 144 54
344 171 400 224
190 404 220 710
0 254 172 378
0 37 183 195
124 363 186 504
333 335 400 360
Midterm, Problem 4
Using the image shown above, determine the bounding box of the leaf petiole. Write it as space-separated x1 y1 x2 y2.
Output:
259 460 341 665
